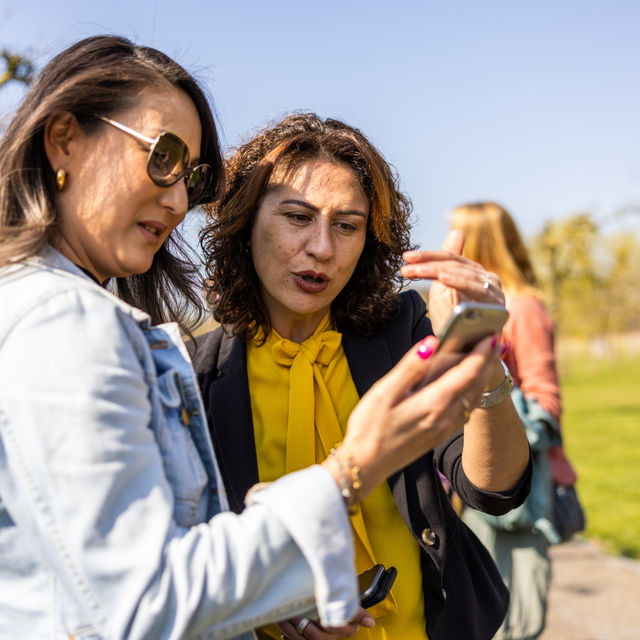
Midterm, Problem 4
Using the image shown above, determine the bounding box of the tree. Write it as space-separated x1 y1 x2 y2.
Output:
601 233 640 335
531 212 640 340
0 49 34 89
532 213 598 329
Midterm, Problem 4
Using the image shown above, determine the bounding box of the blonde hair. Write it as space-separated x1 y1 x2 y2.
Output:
450 202 540 297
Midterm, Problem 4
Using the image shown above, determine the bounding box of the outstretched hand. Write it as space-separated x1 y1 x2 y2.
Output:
400 230 505 334
334 331 503 500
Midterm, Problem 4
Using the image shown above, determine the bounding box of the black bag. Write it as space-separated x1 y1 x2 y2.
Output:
553 484 586 542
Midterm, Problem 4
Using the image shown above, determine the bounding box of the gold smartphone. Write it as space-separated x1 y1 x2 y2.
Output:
417 302 508 388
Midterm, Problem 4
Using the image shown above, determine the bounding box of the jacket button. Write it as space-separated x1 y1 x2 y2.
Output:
421 528 437 546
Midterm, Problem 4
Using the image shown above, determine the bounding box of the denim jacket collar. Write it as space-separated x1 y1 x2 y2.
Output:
26 246 153 327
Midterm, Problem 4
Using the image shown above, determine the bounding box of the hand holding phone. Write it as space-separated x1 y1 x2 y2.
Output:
436 301 508 352
358 564 397 608
416 302 508 388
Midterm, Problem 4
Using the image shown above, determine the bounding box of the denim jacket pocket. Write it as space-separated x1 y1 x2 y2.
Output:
155 368 208 528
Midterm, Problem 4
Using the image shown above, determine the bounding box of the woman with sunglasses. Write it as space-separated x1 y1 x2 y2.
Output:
0 37 511 640
195 113 532 640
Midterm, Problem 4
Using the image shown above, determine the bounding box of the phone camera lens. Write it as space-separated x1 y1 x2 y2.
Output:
465 310 480 322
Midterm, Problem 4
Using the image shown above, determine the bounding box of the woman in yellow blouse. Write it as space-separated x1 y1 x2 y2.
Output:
194 113 531 640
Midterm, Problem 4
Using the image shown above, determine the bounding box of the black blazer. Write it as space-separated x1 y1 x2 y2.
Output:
193 290 532 640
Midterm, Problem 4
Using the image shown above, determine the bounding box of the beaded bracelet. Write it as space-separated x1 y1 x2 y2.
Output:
329 447 362 513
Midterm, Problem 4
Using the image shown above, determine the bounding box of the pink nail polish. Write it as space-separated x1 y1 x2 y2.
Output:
417 337 436 360
491 334 498 349
501 341 510 357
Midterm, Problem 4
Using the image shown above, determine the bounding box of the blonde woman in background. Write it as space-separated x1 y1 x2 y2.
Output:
450 202 579 640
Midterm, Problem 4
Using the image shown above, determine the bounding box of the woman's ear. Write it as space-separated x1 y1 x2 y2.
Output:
43 111 78 172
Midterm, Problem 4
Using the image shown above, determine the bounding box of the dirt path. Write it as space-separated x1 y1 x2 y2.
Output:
539 539 640 640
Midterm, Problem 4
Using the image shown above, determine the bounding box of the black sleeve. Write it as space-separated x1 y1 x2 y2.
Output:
436 432 533 515
190 328 224 408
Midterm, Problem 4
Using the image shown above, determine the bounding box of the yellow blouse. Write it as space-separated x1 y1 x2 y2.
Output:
247 315 428 639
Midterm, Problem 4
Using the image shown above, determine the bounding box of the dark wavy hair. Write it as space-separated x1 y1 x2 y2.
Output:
0 35 224 332
200 112 414 341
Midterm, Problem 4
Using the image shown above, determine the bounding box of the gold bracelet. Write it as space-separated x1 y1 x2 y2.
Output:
329 447 362 512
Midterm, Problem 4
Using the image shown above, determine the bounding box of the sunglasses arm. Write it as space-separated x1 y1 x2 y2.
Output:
99 116 156 146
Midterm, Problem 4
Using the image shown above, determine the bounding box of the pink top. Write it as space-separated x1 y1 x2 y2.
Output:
502 295 562 423
502 294 577 485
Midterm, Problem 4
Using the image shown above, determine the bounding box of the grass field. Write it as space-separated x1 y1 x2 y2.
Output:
559 354 640 558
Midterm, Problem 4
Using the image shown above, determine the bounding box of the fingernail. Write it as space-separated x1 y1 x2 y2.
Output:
417 336 437 360
362 615 375 628
491 334 498 349
501 341 510 357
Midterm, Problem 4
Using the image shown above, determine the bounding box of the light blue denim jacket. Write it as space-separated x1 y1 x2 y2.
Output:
0 248 357 639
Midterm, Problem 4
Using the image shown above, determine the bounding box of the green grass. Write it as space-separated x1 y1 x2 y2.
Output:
560 355 640 557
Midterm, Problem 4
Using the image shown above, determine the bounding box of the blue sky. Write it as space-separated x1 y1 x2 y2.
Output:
2 0 640 249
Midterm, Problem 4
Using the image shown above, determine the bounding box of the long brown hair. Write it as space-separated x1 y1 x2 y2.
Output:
450 202 540 296
200 112 414 341
0 35 224 332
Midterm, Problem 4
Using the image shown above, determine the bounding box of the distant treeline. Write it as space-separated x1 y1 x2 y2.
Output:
531 213 640 339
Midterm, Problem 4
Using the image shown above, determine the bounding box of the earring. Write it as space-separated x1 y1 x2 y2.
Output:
55 168 67 191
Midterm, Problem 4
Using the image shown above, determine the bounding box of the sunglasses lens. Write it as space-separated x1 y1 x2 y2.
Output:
186 164 213 206
146 131 212 207
148 133 189 185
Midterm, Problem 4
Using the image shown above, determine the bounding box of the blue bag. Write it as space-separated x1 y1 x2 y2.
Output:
480 388 565 544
